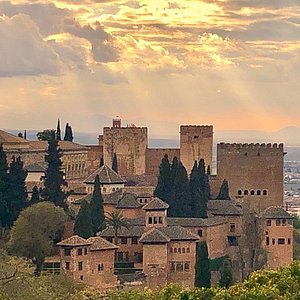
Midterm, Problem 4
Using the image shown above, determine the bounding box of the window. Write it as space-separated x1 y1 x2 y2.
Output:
266 237 269 246
103 187 106 192
228 236 238 246
272 239 275 245
132 237 138 244
120 237 127 244
159 217 163 224
263 190 268 196
229 223 236 233
78 262 83 271
238 190 242 196
98 263 104 271
187 248 190 253
154 217 158 224
84 248 88 255
257 190 261 196
250 190 255 195
80 275 84 281
170 262 191 273
170 248 173 253
244 190 249 195
194 136 199 139
184 262 190 272
107 237 113 243
266 220 271 226
64 248 71 256
282 219 287 226
276 219 281 226
288 238 291 245
148 217 153 224
182 248 186 253
198 229 203 237
178 248 181 254
265 231 269 235
174 248 177 253
77 248 82 256
278 238 285 245
134 252 143 263
176 262 183 272
65 262 70 270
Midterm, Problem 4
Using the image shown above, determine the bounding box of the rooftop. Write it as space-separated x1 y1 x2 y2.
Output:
25 162 47 172
208 200 242 216
142 197 169 210
117 193 142 209
139 228 170 243
87 237 118 251
262 206 293 219
84 165 125 185
57 235 92 247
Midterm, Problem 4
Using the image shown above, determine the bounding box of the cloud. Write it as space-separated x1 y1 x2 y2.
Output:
0 14 62 77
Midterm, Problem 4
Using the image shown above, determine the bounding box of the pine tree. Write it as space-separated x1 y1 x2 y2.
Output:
170 161 191 217
216 179 230 200
90 175 105 235
197 159 211 218
219 259 233 288
56 119 61 140
190 161 204 218
195 242 211 288
74 200 93 239
154 154 171 202
64 123 73 142
112 153 118 173
100 155 104 167
0 144 10 229
31 186 40 204
9 156 27 222
41 131 68 210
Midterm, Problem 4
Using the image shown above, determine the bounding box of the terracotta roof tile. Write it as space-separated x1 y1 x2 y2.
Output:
262 206 293 219
139 228 170 243
87 237 118 251
57 235 92 247
84 165 125 185
142 197 169 210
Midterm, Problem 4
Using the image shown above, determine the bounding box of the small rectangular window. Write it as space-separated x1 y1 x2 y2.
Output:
278 238 285 245
121 237 127 244
77 248 83 256
84 248 88 255
148 217 153 224
266 237 269 246
288 238 291 245
98 263 104 271
229 223 236 233
78 261 83 271
64 248 71 256
174 248 177 253
65 262 70 270
159 217 163 224
282 219 287 226
187 248 190 253
266 220 272 226
107 237 113 243
198 229 203 237
154 217 158 224
132 237 138 244
276 219 281 226
272 238 275 245
184 262 190 272
80 275 84 280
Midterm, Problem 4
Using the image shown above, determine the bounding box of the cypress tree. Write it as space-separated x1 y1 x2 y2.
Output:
154 154 171 202
195 242 211 288
74 200 93 239
0 144 10 229
216 179 230 200
64 123 73 142
24 130 27 140
31 186 40 204
190 161 204 218
197 159 211 218
9 156 27 222
112 153 118 173
41 131 68 210
170 156 179 185
219 259 233 288
207 165 211 176
100 155 104 167
170 161 191 217
90 175 105 235
56 119 61 140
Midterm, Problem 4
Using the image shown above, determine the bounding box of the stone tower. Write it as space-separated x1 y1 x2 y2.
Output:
103 119 148 176
180 125 213 174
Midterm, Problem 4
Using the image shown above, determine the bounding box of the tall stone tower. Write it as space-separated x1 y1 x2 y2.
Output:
103 119 148 176
180 125 213 174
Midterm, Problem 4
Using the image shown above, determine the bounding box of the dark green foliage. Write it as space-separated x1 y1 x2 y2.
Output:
170 156 179 185
0 144 10 228
207 165 211 176
90 175 105 235
63 123 73 142
209 256 227 271
41 132 68 210
154 154 171 202
216 179 230 200
74 200 93 239
294 216 300 229
37 129 55 141
190 161 204 218
24 130 27 140
8 156 27 222
195 242 211 288
56 119 61 141
100 155 104 167
219 259 233 288
169 161 191 217
112 153 118 173
30 186 40 204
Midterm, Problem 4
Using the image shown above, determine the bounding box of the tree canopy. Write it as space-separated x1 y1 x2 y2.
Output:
195 242 211 288
216 179 230 200
74 200 93 239
36 130 55 141
64 123 73 142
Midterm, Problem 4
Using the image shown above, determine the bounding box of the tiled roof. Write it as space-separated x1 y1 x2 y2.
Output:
262 206 293 219
159 226 200 241
98 225 145 237
139 228 170 243
84 165 125 185
0 130 29 144
208 200 242 216
29 140 88 151
117 193 142 209
142 197 169 210
87 237 118 251
167 216 225 227
137 193 152 198
57 235 92 247
104 189 123 205
25 162 47 172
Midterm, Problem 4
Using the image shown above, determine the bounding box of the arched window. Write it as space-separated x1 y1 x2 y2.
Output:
263 190 268 196
244 190 249 195
257 190 261 196
238 190 242 196
250 190 255 195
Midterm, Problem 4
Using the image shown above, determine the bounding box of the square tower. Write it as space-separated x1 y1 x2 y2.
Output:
180 125 213 174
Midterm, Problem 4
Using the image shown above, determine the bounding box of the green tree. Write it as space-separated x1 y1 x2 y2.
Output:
41 132 68 210
8 156 27 222
90 175 105 235
56 119 61 141
190 161 205 218
216 179 230 200
169 161 191 217
74 200 93 239
30 186 40 205
154 154 171 202
195 242 211 288
9 202 66 276
0 144 10 230
112 153 118 173
64 123 73 142
105 210 130 245
36 129 55 141
219 258 233 288
197 159 211 218
207 165 211 176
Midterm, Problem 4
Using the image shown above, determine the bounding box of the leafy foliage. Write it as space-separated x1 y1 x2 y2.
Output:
219 259 233 288
64 123 73 142
9 202 67 275
195 242 211 288
56 119 62 141
36 130 55 141
30 186 40 205
74 200 93 239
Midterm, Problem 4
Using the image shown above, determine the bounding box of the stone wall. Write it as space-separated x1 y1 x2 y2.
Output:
180 125 213 174
217 143 284 212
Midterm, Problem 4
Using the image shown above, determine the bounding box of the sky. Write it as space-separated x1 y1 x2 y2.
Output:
1 0 300 137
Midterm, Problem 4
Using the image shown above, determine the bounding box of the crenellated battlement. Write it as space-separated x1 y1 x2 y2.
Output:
180 125 213 134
